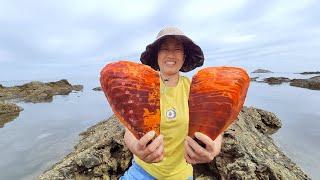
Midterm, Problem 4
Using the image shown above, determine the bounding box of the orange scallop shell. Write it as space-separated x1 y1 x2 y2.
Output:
100 61 161 139
188 67 250 141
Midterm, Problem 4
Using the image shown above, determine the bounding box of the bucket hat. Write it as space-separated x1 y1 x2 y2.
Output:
140 27 204 72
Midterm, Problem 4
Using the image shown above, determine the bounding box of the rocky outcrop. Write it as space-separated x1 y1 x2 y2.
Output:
0 102 23 114
39 107 310 180
92 87 102 91
263 77 291 85
250 77 259 82
290 75 320 90
0 79 83 103
299 71 320 75
252 69 273 73
0 102 23 128
39 115 132 180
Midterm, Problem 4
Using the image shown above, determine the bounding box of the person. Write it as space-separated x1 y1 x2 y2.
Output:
120 27 223 180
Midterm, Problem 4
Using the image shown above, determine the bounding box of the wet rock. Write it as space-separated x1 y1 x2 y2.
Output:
0 102 23 114
299 71 320 75
0 113 20 128
252 69 273 73
290 75 320 90
0 102 23 128
39 107 310 180
39 115 132 180
72 85 84 91
250 77 259 82
0 79 83 103
92 87 102 91
263 77 291 85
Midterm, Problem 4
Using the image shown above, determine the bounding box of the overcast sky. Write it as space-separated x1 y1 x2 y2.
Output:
1 0 320 81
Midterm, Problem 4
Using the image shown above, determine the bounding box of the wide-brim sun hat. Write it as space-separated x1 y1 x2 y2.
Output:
140 27 204 72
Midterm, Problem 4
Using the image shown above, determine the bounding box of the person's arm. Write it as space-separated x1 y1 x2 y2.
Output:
184 132 223 164
124 128 164 163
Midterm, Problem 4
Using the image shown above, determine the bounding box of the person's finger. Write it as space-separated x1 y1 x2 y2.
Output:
152 152 164 163
146 134 163 154
145 143 164 162
186 136 208 158
184 145 197 164
194 132 215 152
184 151 193 164
137 131 156 149
185 139 201 162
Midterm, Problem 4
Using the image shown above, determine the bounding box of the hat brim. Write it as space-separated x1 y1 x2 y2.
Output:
140 35 204 72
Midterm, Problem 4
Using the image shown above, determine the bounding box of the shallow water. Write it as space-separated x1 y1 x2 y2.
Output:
245 79 320 179
0 74 319 179
0 78 113 180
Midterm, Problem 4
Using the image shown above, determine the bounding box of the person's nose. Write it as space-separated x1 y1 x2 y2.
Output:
166 49 176 58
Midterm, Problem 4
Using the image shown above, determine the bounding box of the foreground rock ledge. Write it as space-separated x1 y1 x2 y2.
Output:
39 107 310 180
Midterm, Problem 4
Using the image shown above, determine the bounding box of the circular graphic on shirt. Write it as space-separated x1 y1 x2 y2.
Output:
166 108 176 120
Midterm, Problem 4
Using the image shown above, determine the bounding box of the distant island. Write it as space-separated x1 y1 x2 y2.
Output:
252 69 273 73
299 71 320 75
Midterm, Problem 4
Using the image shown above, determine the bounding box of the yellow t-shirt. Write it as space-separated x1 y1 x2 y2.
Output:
135 75 193 180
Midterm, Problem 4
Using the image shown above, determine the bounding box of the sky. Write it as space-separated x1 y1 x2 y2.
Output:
0 0 320 81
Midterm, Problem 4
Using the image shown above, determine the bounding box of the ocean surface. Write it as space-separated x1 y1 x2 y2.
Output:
0 72 319 179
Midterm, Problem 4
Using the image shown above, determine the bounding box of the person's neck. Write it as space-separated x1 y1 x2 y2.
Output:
160 72 180 87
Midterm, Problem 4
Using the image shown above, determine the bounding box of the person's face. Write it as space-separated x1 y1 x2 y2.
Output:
157 37 185 75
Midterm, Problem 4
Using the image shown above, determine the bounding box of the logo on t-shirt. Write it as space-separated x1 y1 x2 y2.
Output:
166 108 176 120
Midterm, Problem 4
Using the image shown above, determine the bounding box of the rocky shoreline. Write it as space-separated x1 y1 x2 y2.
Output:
39 107 310 180
0 79 83 128
250 75 320 90
0 79 83 103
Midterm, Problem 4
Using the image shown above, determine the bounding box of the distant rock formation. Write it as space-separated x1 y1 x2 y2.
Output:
92 87 102 91
290 75 320 90
0 79 83 103
250 77 259 82
263 77 291 85
299 71 320 75
252 69 273 73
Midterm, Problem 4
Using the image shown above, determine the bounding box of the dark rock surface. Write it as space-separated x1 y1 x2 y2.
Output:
299 71 320 75
290 75 320 90
0 102 23 128
250 77 259 82
263 77 291 85
92 87 102 91
39 107 310 180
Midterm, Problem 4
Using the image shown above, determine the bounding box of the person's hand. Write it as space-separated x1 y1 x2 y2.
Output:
184 132 223 164
124 129 164 163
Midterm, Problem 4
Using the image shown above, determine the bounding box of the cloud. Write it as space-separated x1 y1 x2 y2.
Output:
178 0 248 21
0 0 319 78
0 49 13 62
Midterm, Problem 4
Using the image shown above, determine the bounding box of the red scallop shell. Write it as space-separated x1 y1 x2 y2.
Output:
188 67 250 140
100 61 161 139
